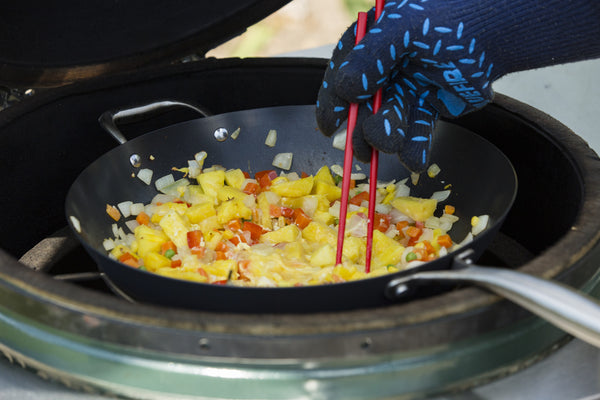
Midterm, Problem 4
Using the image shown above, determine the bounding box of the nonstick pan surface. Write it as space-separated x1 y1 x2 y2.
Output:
65 104 516 313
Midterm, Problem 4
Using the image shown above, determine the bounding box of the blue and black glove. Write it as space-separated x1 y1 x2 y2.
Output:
316 0 600 173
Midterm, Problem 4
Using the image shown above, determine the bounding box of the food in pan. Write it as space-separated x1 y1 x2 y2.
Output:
103 162 486 287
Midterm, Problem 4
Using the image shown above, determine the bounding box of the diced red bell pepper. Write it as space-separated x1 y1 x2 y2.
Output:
349 191 369 206
118 252 139 268
187 230 204 248
293 208 312 229
242 181 260 195
373 213 391 232
227 219 242 231
242 221 267 241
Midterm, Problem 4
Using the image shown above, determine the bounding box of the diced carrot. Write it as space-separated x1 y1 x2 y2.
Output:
170 259 182 268
215 251 228 260
187 230 204 248
422 240 436 254
215 241 228 252
161 240 177 255
349 191 369 206
243 181 260 195
136 211 150 225
373 213 391 232
106 204 121 221
242 221 267 241
349 180 356 189
197 267 208 277
396 220 409 230
444 205 455 215
227 219 242 231
405 226 422 238
301 171 309 178
280 206 295 218
243 171 250 179
437 234 453 248
229 234 247 246
293 208 312 229
118 252 138 268
269 204 282 217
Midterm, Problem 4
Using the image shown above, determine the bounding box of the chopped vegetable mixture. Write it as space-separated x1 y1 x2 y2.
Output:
103 160 484 287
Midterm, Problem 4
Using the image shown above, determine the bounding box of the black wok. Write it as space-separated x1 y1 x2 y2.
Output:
65 102 600 347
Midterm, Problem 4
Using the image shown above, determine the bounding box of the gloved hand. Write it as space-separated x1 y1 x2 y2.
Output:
316 0 600 173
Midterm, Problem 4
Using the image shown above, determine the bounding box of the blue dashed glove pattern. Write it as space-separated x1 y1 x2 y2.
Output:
316 0 600 173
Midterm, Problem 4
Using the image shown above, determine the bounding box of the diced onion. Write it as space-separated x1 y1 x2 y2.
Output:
151 193 177 204
125 220 139 233
159 178 190 195
265 129 277 147
194 151 207 170
231 127 241 140
332 130 347 150
117 201 133 218
188 160 201 178
137 168 153 185
472 214 489 236
272 152 293 170
411 172 420 186
427 163 441 178
330 164 343 177
431 190 451 202
130 203 145 216
155 174 175 192
350 173 366 180
102 238 115 251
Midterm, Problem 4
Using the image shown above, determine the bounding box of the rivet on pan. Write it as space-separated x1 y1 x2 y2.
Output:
129 154 142 168
198 338 211 350
214 127 229 142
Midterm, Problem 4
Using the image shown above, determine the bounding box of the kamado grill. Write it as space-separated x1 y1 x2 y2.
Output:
1 1 600 399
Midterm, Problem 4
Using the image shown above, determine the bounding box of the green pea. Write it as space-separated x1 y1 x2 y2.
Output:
164 249 176 259
406 252 417 262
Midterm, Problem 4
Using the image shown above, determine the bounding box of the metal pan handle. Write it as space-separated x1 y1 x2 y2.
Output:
98 100 212 144
385 249 600 348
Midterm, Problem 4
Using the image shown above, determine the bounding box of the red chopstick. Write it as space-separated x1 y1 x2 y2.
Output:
336 1 385 272
365 0 385 273
336 12 368 266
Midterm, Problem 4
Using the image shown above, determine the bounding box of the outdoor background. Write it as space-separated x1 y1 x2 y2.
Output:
207 0 371 58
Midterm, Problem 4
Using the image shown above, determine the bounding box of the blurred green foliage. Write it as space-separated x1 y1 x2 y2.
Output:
342 0 374 17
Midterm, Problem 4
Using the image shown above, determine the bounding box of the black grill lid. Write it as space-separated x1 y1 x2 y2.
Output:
0 0 291 87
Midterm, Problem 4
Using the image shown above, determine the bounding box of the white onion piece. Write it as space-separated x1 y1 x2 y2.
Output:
130 202 145 216
117 201 133 218
151 193 177 205
272 152 293 170
332 130 347 150
350 172 367 180
265 129 277 147
330 164 343 177
111 223 119 238
472 214 489 236
231 127 241 140
125 219 139 233
102 238 115 251
264 190 281 205
301 196 319 217
284 171 300 181
346 213 367 237
159 178 190 195
411 172 420 186
431 190 451 202
194 151 207 169
69 216 81 233
375 203 392 214
389 208 413 224
395 182 411 198
155 174 175 192
427 163 441 178
137 168 153 185
188 160 201 178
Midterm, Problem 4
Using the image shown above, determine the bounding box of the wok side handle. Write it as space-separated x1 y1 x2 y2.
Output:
98 100 212 144
385 249 600 348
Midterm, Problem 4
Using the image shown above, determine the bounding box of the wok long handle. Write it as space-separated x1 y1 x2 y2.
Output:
385 249 600 348
98 100 212 144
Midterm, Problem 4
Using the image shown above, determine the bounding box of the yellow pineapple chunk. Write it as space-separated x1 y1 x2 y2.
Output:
372 230 405 268
159 209 190 249
309 244 336 267
216 186 249 203
342 236 365 263
391 196 438 221
269 176 314 197
224 168 246 189
185 201 216 224
260 224 301 244
134 225 169 257
301 221 336 247
216 198 252 224
142 252 171 272
314 165 336 185
312 180 342 202
197 170 226 199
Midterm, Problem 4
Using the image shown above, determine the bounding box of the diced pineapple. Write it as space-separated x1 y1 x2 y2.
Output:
216 198 252 224
256 192 273 230
197 170 226 199
150 202 188 224
333 264 358 281
309 244 336 267
184 185 212 205
269 176 314 197
216 186 249 203
342 236 365 263
312 210 335 225
372 229 405 268
283 241 306 261
143 252 171 272
154 267 208 283
134 225 169 257
224 168 246 189
159 209 190 249
314 165 335 185
204 259 238 280
301 221 336 247
197 215 220 235
312 180 342 202
203 230 223 250
391 196 438 221
260 224 301 244
185 202 216 224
